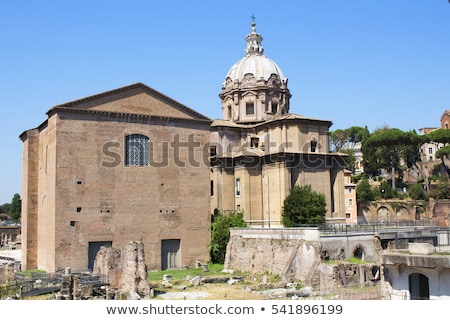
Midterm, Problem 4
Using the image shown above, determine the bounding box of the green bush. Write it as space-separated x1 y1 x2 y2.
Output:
209 211 247 264
281 185 326 226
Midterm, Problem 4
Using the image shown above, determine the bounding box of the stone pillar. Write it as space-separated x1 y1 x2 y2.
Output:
121 241 150 299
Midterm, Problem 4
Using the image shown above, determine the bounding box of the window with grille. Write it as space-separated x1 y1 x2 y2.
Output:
125 134 149 166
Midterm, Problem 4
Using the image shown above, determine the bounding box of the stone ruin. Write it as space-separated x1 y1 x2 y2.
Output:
93 240 151 299
0 262 16 285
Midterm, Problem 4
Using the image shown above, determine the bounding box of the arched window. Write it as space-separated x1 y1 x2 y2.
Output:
125 134 149 166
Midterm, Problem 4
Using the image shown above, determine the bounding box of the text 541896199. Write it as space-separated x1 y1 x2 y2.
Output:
269 304 343 315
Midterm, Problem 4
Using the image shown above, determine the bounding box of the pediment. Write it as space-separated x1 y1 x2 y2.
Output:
47 82 209 121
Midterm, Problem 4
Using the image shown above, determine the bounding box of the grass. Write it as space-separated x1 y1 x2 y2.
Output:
323 257 366 264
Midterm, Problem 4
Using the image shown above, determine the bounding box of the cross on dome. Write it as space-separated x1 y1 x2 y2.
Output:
245 18 263 55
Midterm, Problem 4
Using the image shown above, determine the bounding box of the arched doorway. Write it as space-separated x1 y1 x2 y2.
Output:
353 244 365 261
409 273 430 300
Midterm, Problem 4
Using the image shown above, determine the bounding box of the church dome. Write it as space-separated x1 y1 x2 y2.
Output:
220 21 290 123
223 22 286 86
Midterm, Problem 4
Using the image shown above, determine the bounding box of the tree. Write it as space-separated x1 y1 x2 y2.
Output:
0 203 11 214
431 181 450 199
409 183 429 201
436 145 450 160
362 127 421 189
378 181 396 199
356 177 376 204
209 211 247 264
329 126 367 152
8 193 21 222
330 126 369 173
281 185 326 227
424 128 450 145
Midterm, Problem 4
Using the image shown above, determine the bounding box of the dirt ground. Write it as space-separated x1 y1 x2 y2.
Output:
152 279 382 300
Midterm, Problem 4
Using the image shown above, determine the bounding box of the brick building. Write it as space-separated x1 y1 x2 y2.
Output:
20 83 212 272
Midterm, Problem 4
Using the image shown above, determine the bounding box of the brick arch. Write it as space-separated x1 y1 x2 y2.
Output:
352 244 365 261
377 206 391 222
396 205 410 221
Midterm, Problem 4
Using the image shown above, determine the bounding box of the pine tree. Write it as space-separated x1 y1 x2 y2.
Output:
9 193 21 222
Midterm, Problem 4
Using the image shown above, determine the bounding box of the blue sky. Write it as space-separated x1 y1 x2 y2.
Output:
1 1 449 204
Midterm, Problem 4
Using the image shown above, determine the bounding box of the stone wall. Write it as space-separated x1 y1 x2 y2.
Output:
429 199 450 227
314 263 380 291
320 234 381 262
225 228 381 290
225 228 321 286
93 241 150 298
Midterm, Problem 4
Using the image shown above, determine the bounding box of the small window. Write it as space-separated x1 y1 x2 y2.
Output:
70 221 76 227
348 188 353 194
310 139 317 152
76 207 82 213
348 199 353 206
210 146 217 157
251 137 259 148
345 213 351 219
428 147 433 155
76 180 83 185
236 178 241 196
237 205 241 212
246 102 255 115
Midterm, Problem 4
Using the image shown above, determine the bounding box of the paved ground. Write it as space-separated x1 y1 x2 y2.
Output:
157 291 211 299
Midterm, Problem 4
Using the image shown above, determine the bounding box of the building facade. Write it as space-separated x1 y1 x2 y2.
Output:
344 170 357 224
20 83 212 272
210 22 347 226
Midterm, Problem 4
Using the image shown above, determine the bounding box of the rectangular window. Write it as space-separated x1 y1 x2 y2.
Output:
348 199 353 206
236 178 241 196
345 213 351 219
271 102 278 113
251 137 259 148
428 147 433 155
348 188 352 194
237 205 241 212
246 102 255 115
125 134 149 166
210 180 214 197
210 146 217 157
310 140 317 152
